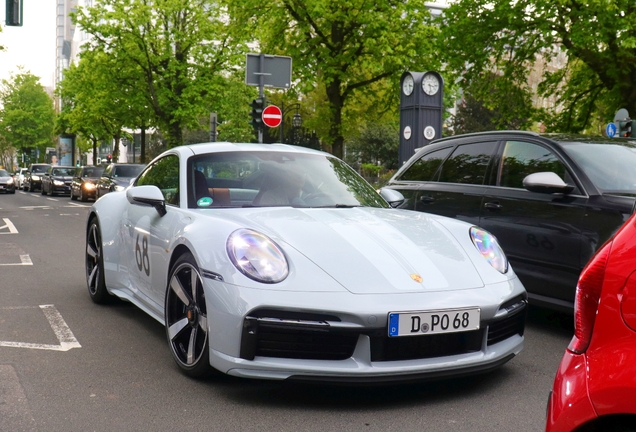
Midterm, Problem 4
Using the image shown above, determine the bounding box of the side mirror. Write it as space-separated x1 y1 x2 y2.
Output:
126 185 167 217
523 172 574 194
378 188 405 208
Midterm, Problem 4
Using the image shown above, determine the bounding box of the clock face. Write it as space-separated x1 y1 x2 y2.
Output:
422 74 439 96
402 75 414 96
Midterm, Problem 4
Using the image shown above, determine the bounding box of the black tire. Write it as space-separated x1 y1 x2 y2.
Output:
41 186 46 195
165 252 212 378
86 218 112 304
80 188 88 202
71 187 77 200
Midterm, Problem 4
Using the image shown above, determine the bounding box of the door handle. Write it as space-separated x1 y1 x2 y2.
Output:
484 202 503 210
419 195 435 203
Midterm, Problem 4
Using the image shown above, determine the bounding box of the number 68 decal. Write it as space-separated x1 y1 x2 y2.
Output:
135 232 150 276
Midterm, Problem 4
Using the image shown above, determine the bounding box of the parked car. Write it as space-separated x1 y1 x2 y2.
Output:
41 166 75 196
85 142 527 381
71 166 105 202
23 164 51 192
383 131 636 312
13 167 27 189
0 169 16 194
546 211 636 431
95 163 145 198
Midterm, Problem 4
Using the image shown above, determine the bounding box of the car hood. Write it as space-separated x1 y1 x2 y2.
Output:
209 207 485 294
0 176 11 181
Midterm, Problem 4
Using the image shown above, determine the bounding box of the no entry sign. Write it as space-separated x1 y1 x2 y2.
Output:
262 105 282 128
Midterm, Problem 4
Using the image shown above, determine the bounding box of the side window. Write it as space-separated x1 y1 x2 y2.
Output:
136 155 180 205
438 141 497 185
398 147 453 181
498 141 577 192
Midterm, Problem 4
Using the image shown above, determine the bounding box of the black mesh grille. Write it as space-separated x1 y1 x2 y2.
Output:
487 309 526 346
370 329 484 362
254 326 358 360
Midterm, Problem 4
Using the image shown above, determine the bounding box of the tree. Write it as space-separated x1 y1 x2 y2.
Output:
440 0 636 133
0 71 56 162
74 0 247 148
229 0 439 159
450 72 536 134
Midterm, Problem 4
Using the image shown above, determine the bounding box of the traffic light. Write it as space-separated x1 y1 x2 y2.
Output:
107 154 112 163
5 0 23 26
615 119 632 137
249 97 266 131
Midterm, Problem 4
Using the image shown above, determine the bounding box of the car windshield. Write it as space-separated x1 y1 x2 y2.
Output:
32 166 49 173
0 169 8 176
82 167 104 177
113 165 144 178
190 151 389 209
52 168 75 176
561 142 636 192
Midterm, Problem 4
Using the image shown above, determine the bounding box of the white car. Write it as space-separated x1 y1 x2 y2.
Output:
86 142 527 382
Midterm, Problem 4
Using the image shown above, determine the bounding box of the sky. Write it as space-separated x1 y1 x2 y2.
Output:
0 0 57 90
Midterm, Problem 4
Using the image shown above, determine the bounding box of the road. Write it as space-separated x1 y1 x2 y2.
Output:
0 190 572 432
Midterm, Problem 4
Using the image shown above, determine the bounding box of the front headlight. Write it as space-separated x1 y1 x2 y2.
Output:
83 183 96 190
53 180 64 186
7 178 13 184
114 185 126 191
227 229 288 283
470 227 508 274
32 175 40 181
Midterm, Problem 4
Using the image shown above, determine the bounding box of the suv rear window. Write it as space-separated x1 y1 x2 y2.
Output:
438 142 497 185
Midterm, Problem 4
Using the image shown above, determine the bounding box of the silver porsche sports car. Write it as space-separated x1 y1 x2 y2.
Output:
85 142 527 382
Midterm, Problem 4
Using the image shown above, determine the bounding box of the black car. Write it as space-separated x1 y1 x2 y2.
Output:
0 169 16 193
41 166 75 196
23 164 51 192
96 163 146 198
383 131 636 312
71 166 105 202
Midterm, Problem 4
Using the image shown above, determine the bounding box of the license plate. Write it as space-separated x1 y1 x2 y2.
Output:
388 307 480 337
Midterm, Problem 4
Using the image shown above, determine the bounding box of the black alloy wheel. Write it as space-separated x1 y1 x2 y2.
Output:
165 253 211 378
85 218 112 303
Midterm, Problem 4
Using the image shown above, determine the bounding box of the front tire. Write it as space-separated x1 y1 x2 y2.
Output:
165 253 211 378
86 218 112 304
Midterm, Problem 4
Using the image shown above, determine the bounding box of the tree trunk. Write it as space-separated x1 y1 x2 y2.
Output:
325 80 345 159
140 126 146 164
92 138 98 165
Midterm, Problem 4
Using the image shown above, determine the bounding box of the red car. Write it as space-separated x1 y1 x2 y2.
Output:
546 212 636 431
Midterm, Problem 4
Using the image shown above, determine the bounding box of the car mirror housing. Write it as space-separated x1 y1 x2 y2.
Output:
126 185 167 217
378 187 406 208
522 172 574 194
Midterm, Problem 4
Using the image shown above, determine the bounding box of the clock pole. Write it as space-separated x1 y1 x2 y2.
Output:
398 71 444 165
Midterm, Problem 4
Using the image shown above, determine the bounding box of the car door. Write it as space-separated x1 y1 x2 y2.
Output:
124 154 182 311
479 139 587 307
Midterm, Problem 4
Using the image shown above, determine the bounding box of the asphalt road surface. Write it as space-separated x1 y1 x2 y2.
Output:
0 190 573 432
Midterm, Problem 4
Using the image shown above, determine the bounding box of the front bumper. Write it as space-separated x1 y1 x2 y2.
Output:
0 183 15 192
203 277 526 381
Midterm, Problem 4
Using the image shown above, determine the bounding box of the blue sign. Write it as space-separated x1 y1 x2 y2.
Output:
606 123 617 138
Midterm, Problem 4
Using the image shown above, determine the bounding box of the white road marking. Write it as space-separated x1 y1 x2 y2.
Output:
0 305 81 351
59 213 81 216
66 202 89 208
46 198 59 201
19 206 51 210
0 218 18 234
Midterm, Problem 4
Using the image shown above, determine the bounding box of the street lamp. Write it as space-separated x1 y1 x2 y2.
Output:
279 102 303 144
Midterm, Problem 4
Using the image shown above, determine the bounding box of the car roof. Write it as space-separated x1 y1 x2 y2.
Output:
179 142 329 157
430 130 636 147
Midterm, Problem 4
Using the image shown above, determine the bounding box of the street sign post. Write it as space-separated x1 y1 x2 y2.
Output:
245 54 292 89
262 105 282 128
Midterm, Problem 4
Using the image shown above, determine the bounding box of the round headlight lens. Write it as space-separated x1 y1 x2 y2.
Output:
227 229 288 283
470 227 508 274
114 185 125 191
53 180 64 186
83 183 96 190
32 175 40 181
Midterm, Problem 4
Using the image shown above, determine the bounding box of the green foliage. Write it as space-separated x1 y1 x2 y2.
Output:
440 0 636 133
0 71 56 161
229 0 439 158
345 123 399 170
74 0 248 148
451 72 536 134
